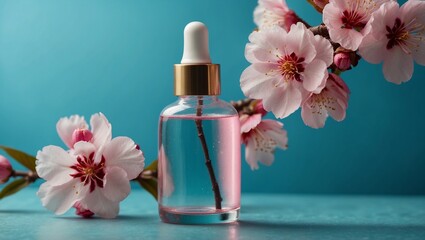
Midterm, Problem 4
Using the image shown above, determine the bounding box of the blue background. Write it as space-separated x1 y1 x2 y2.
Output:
0 0 424 195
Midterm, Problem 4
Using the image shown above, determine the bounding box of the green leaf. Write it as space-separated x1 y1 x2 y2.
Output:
0 145 36 171
0 178 30 200
145 159 158 171
137 178 158 200
134 160 158 200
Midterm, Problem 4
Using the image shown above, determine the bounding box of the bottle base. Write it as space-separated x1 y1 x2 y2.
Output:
159 207 240 224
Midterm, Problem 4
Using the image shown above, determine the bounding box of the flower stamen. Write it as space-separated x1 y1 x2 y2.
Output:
277 52 305 83
70 152 106 193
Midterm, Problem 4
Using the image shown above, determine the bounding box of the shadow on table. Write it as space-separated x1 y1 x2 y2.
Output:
57 214 158 222
0 209 45 214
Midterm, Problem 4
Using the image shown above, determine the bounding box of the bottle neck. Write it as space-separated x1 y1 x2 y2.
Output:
178 96 218 105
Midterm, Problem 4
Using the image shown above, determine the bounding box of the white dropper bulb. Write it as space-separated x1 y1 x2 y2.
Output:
181 22 212 64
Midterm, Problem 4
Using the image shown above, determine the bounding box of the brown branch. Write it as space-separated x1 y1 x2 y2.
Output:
231 98 256 113
309 24 340 49
11 170 39 183
195 97 223 210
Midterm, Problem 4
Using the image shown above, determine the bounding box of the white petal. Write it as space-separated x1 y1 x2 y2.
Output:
37 180 85 215
36 146 75 186
73 142 96 158
103 137 145 180
81 188 120 218
90 113 112 149
103 167 131 202
56 115 88 148
382 47 414 84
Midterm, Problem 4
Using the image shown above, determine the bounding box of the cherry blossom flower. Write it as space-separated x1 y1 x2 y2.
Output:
56 113 111 149
0 155 12 184
36 113 145 218
323 0 389 50
301 73 350 129
254 0 301 31
241 22 333 119
359 0 425 84
240 114 288 170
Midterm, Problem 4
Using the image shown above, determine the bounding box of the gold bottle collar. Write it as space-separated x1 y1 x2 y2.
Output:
174 64 220 96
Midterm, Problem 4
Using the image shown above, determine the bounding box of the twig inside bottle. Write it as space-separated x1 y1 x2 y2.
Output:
195 96 223 210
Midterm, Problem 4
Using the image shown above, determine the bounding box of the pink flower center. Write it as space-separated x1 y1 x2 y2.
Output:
341 10 366 31
277 52 305 82
70 152 105 192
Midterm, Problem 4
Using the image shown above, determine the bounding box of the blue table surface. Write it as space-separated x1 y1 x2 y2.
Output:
1 187 424 240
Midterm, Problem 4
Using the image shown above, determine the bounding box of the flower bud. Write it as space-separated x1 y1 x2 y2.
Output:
74 202 94 218
0 155 13 184
71 129 93 146
334 52 351 71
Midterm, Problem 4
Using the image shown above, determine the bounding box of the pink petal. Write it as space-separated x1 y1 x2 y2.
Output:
257 150 275 167
102 167 131 202
302 59 328 92
413 41 425 66
36 146 75 186
90 113 112 149
382 47 414 84
263 83 302 119
252 63 279 74
258 120 288 149
80 188 119 218
359 2 398 63
240 114 262 133
56 115 88 149
253 5 265 29
400 0 425 24
323 2 343 26
359 36 388 64
301 100 328 129
245 137 260 170
37 180 86 215
340 28 365 51
103 137 145 180
329 0 347 9
240 65 276 99
286 23 316 63
328 101 347 121
245 134 275 169
313 35 334 66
